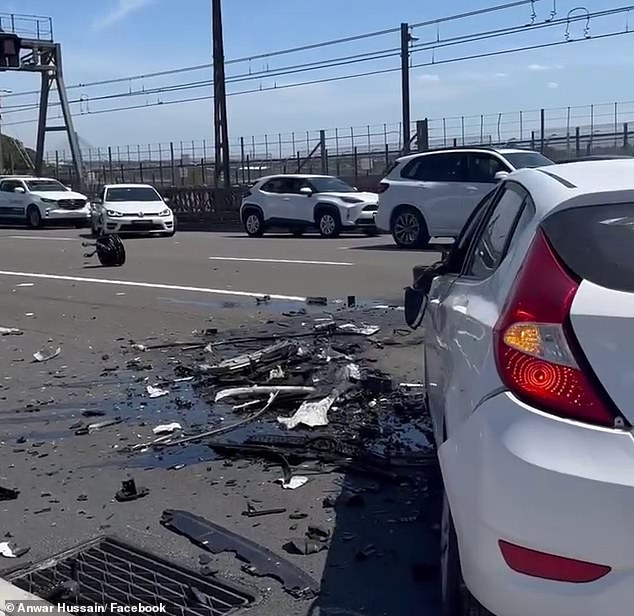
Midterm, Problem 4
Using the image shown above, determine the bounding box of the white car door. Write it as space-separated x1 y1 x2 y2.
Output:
424 182 533 440
260 177 293 223
463 153 511 216
410 152 470 237
0 179 27 217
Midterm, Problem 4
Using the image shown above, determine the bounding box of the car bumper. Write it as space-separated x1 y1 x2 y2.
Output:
345 211 377 230
440 391 634 616
43 206 90 221
103 216 174 234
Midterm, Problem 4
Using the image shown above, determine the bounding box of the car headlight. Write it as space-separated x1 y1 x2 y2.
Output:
40 197 56 204
106 210 123 218
159 208 172 217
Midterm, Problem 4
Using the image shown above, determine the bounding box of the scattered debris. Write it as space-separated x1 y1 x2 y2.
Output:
355 544 378 561
33 507 52 515
0 327 22 336
161 509 318 597
0 542 29 558
276 476 309 490
132 344 147 352
399 383 425 389
75 418 123 436
322 496 336 509
153 422 182 435
82 234 126 267
0 486 19 501
242 503 287 518
283 539 327 556
115 479 149 502
306 526 330 542
289 512 308 520
81 409 106 418
347 296 356 307
277 392 337 429
337 323 380 336
306 297 327 306
33 346 61 363
256 295 271 305
342 363 362 382
147 385 169 399
268 366 285 380
215 386 315 403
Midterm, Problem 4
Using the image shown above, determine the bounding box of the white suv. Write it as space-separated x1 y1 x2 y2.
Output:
376 148 552 248
0 176 89 228
240 174 378 238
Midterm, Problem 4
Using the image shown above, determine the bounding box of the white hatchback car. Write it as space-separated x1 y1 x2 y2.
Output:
91 184 175 237
0 176 89 228
240 174 378 238
405 159 634 616
376 147 552 248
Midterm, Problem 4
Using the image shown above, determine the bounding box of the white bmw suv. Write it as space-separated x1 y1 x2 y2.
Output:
240 174 378 238
376 147 552 248
405 159 634 616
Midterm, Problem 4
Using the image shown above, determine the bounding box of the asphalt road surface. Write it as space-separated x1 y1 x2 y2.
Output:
0 227 443 616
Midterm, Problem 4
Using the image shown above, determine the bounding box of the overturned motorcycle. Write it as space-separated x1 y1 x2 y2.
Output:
82 234 126 267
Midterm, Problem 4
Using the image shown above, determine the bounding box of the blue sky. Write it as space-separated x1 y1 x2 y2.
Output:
1 0 633 154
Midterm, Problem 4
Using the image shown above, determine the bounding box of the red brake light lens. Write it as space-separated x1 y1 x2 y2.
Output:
499 540 611 583
493 229 615 426
377 182 390 194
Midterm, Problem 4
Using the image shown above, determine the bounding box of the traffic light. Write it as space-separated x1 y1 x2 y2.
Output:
0 33 21 69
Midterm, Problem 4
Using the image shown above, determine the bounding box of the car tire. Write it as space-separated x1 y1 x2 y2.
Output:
244 209 264 237
392 207 430 249
26 205 42 229
316 209 341 238
442 489 495 616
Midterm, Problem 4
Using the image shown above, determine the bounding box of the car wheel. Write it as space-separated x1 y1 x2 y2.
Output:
244 210 264 237
26 205 42 229
442 489 495 616
392 207 430 249
317 210 341 238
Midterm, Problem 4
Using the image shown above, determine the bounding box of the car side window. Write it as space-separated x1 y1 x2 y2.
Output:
0 180 20 192
464 184 528 278
468 154 511 183
261 178 285 193
401 153 468 182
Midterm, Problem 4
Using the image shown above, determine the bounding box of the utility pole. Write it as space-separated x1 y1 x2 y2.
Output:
400 23 411 153
0 89 11 174
212 0 230 188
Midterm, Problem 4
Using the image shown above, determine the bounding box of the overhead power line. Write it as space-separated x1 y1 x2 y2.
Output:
4 0 541 100
3 27 630 129
5 3 624 117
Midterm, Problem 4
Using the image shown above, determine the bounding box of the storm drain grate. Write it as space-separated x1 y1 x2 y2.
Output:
6 536 255 615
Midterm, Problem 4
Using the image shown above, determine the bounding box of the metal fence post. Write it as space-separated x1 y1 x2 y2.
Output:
519 111 523 142
461 116 465 146
169 142 175 186
240 137 246 185
108 146 113 183
384 143 389 168
246 154 251 183
480 115 484 143
614 102 619 147
120 164 125 183
353 146 358 184
278 133 282 160
575 127 581 158
201 158 206 186
158 144 164 186
540 108 545 153
319 130 326 174
530 131 535 150
623 122 629 152
416 119 429 151
296 151 301 173
140 161 144 183
55 150 59 179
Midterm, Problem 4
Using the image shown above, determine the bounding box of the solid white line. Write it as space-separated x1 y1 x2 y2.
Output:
7 235 77 241
208 256 354 266
0 270 306 302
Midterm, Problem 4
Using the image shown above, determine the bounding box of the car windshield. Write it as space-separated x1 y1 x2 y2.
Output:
309 177 356 193
106 187 161 202
504 152 553 169
26 180 67 192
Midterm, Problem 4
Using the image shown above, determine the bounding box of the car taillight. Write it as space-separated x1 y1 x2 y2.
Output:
377 182 389 194
493 229 615 426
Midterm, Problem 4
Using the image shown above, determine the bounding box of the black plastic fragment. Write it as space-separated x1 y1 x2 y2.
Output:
242 502 287 518
306 297 327 306
283 539 327 556
115 479 149 502
0 486 19 501
161 509 318 598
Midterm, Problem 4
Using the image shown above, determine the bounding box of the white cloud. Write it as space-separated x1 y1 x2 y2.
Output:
495 73 508 78
419 74 441 82
547 81 559 89
93 0 154 30
527 63 551 71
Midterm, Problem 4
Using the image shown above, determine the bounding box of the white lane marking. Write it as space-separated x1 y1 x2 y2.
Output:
7 235 77 241
208 256 354 266
0 270 306 302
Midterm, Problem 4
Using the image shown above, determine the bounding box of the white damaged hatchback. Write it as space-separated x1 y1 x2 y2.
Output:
404 159 634 616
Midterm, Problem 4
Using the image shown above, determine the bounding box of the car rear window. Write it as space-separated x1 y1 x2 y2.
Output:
541 203 634 292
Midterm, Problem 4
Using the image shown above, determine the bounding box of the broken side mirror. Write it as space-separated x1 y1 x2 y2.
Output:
404 261 446 329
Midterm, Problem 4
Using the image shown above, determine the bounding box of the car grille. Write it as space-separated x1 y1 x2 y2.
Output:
362 204 378 212
119 222 163 231
6 536 255 615
57 199 87 210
